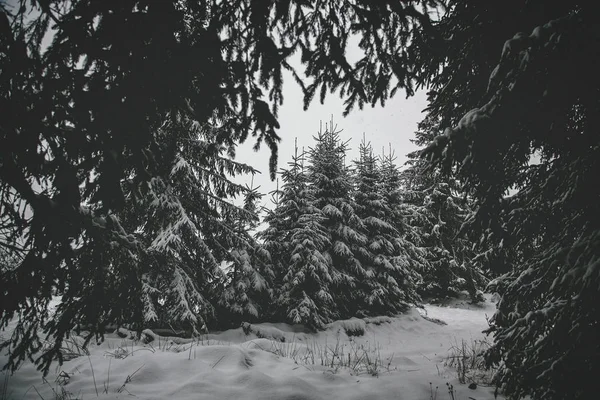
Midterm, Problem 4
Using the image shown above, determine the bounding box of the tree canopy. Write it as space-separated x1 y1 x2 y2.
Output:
0 0 441 374
417 2 600 399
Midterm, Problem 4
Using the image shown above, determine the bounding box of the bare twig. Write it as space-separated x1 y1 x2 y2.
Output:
87 355 98 397
212 355 226 369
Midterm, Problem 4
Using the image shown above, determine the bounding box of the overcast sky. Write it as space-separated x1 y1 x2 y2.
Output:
235 70 428 210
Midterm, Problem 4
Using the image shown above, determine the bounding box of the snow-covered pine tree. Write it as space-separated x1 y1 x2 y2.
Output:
282 209 334 329
218 245 273 327
307 122 368 319
217 179 274 328
352 138 420 316
402 116 486 302
258 141 307 286
259 141 335 327
255 184 288 322
417 3 600 398
117 117 268 334
377 147 427 305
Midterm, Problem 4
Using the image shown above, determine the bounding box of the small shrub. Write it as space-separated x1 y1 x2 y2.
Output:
54 337 89 361
241 322 252 335
364 316 392 326
263 334 393 377
330 318 367 337
444 337 495 385
344 325 365 337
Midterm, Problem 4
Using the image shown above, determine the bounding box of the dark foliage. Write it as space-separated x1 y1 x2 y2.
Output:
3 2 596 398
418 2 600 399
0 0 440 374
402 116 486 302
353 138 421 314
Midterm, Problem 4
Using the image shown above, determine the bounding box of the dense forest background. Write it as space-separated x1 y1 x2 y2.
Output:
1 1 598 399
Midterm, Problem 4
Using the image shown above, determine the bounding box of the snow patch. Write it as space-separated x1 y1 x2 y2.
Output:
1 299 503 400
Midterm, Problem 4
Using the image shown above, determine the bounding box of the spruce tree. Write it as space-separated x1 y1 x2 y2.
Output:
260 143 335 327
111 117 265 333
377 148 427 307
307 122 368 319
353 138 420 315
217 181 274 328
402 117 486 302
417 3 600 398
258 142 308 286
282 209 334 329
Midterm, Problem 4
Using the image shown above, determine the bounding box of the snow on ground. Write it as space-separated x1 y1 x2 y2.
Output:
1 295 501 400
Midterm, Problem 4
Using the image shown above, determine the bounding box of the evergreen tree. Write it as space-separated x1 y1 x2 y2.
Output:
111 117 264 333
417 3 600 399
353 138 420 315
402 116 486 302
1 0 443 373
259 143 335 327
281 209 334 329
258 142 308 286
307 122 367 319
377 147 427 308
217 181 274 328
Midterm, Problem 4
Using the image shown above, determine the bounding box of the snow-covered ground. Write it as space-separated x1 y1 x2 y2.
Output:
1 295 501 400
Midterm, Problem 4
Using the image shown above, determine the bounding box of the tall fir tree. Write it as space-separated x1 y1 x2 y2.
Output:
258 141 307 286
352 138 420 315
402 116 486 302
217 179 274 328
282 209 334 329
307 122 368 319
259 142 334 328
417 3 600 398
377 147 428 305
114 117 267 333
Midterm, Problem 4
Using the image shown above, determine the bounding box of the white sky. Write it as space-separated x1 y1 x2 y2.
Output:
233 32 429 209
235 71 428 209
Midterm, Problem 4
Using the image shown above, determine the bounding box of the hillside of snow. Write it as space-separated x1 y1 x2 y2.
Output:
1 295 501 400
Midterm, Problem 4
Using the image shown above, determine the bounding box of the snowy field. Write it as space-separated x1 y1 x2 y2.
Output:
1 295 501 400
